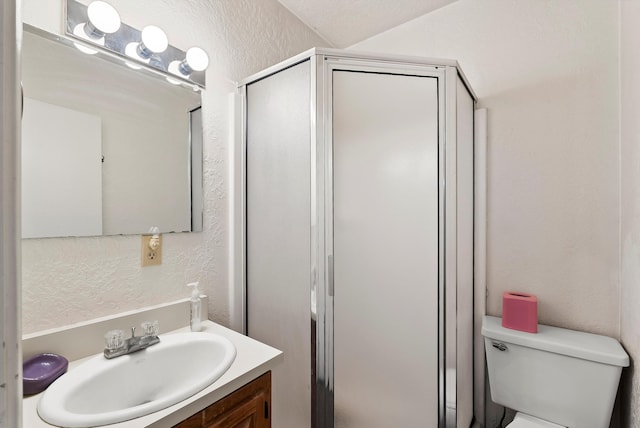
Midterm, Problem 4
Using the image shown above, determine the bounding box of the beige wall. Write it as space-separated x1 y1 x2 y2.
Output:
352 0 621 337
620 1 640 426
21 0 328 334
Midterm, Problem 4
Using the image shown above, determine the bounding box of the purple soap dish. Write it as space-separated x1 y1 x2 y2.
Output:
23 353 68 395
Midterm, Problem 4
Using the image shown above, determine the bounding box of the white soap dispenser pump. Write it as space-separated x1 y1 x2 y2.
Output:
187 282 202 332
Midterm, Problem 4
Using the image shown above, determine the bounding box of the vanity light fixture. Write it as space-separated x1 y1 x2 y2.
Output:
65 0 207 88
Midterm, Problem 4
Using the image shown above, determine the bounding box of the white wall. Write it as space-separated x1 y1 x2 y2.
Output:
21 0 328 334
620 1 640 426
352 0 621 337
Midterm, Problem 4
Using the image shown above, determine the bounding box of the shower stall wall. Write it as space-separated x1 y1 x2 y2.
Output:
239 48 476 428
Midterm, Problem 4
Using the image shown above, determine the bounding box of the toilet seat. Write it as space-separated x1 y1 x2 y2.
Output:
506 413 565 428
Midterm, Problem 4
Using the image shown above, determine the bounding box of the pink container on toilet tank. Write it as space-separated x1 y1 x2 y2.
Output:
502 292 538 333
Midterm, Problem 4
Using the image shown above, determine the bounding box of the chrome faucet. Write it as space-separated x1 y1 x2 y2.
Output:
104 321 160 359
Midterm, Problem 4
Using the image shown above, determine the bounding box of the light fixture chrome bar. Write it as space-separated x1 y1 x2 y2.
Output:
65 0 206 88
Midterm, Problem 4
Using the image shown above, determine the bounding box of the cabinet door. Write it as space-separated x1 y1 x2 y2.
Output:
174 412 203 428
173 372 271 428
202 393 267 428
203 372 270 428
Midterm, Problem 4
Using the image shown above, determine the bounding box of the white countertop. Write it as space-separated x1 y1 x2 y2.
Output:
23 321 283 427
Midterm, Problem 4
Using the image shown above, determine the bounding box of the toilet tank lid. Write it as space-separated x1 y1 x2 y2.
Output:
482 316 629 367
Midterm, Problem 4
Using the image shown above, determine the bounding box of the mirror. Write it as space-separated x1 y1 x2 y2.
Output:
21 24 203 238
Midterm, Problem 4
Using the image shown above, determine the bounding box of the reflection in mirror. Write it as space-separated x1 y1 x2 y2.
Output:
21 25 203 238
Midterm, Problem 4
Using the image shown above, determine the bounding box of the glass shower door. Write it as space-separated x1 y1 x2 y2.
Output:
246 60 312 428
332 70 440 427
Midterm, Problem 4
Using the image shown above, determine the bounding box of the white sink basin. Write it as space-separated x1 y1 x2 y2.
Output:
38 332 236 427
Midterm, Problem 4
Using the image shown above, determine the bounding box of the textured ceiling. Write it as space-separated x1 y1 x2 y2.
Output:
277 0 459 48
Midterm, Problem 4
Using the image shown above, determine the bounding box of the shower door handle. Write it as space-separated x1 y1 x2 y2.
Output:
328 255 334 297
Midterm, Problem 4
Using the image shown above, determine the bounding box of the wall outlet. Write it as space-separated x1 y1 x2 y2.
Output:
141 235 162 267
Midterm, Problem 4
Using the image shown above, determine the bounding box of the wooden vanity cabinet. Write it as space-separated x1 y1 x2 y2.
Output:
174 371 271 428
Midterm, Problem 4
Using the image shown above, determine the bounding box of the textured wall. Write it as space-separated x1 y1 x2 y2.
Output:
21 0 328 334
352 0 621 337
621 1 640 426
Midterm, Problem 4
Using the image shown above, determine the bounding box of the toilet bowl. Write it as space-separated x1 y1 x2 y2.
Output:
482 316 629 428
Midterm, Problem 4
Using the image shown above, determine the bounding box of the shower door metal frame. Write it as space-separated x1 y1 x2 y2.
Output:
315 55 457 428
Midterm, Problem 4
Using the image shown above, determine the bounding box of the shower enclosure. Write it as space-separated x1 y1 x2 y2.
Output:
238 49 476 428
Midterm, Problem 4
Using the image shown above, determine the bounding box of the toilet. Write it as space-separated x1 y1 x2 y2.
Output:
482 315 629 428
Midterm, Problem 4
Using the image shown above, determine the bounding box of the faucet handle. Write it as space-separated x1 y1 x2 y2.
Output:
105 329 125 351
141 320 159 337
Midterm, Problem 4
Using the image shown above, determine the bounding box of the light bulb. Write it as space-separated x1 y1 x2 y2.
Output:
168 60 183 76
72 1 120 52
166 76 182 85
124 42 146 62
141 26 168 54
186 47 208 72
86 1 121 36
166 63 195 86
72 22 101 52
124 26 168 63
73 41 98 55
168 47 209 77
125 61 142 70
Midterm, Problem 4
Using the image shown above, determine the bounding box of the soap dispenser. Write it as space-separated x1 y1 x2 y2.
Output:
187 282 202 332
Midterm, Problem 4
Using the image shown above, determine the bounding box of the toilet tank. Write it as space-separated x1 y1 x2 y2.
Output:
482 316 629 428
